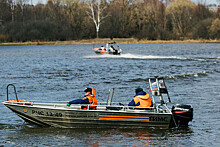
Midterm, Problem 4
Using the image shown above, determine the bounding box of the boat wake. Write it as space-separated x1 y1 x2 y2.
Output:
85 53 186 60
165 71 208 79
162 69 219 80
126 70 220 83
128 72 206 82
84 53 219 61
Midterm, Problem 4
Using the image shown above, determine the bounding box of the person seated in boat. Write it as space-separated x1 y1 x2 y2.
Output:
128 88 152 107
100 46 106 51
66 87 97 106
109 45 115 52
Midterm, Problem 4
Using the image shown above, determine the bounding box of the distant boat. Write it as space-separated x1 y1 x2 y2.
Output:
93 42 122 55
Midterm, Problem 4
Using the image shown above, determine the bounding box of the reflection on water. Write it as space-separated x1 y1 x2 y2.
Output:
0 43 220 146
2 125 193 146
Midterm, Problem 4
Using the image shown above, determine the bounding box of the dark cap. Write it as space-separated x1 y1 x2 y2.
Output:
135 88 143 94
84 87 92 93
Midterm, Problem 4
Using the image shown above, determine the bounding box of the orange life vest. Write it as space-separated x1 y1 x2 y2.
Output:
133 94 152 107
87 95 97 105
101 47 105 51
81 95 97 110
81 87 97 110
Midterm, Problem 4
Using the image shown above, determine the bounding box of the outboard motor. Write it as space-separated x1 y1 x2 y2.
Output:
171 104 193 127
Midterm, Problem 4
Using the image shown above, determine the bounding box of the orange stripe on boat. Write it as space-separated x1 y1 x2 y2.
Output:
99 115 149 121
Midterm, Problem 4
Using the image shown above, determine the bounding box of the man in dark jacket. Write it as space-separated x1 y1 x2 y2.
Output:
67 87 97 106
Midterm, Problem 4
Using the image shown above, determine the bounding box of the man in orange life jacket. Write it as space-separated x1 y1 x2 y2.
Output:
67 88 97 106
128 88 152 107
100 46 106 51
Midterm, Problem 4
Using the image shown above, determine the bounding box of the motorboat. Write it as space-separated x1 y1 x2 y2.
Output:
2 77 193 128
93 42 122 55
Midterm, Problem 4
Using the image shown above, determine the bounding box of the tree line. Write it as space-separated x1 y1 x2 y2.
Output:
0 0 219 42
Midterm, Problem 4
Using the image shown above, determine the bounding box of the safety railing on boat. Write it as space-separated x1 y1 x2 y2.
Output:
7 84 18 101
4 100 172 114
4 100 157 112
5 84 170 113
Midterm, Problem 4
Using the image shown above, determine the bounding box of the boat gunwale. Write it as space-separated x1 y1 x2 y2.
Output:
2 101 172 115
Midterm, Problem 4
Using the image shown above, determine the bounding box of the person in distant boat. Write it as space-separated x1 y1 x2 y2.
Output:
100 46 106 51
109 45 115 52
128 88 152 107
66 87 97 106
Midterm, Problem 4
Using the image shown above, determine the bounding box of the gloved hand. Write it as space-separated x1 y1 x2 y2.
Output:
66 103 70 106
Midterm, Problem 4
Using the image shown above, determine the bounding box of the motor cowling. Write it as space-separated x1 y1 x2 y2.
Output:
171 104 193 127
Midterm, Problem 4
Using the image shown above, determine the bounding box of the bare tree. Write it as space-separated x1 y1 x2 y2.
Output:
18 0 29 22
8 0 16 22
62 0 87 39
86 0 109 38
166 0 195 37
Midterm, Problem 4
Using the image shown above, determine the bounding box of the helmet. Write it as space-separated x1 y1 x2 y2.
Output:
135 88 143 94
84 87 92 93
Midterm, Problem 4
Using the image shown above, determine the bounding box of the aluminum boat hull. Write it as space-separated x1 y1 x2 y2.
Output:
3 103 172 128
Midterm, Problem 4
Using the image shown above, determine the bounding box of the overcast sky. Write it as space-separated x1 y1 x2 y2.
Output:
31 0 219 5
194 0 219 4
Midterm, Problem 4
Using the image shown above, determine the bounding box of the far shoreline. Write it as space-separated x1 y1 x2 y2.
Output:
0 38 220 46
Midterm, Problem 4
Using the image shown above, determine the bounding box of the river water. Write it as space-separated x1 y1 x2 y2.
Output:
0 43 219 146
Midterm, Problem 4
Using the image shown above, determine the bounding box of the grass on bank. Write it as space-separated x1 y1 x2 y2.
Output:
0 38 220 46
